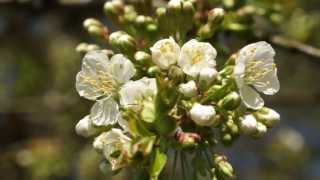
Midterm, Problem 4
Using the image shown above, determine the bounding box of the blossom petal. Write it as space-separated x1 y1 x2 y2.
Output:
76 50 113 100
90 97 121 126
240 85 264 110
108 54 136 84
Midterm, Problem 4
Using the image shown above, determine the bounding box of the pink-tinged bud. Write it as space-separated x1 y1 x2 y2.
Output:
176 131 201 147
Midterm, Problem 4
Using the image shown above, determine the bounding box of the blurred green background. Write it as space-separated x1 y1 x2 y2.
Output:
0 0 320 180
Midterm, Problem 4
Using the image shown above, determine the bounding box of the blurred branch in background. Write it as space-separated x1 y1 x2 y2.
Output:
271 35 320 59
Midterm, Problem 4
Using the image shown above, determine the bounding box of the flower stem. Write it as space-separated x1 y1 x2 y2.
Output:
202 150 214 178
180 151 187 180
170 150 178 180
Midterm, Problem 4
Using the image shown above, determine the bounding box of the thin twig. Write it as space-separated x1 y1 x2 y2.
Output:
270 35 320 59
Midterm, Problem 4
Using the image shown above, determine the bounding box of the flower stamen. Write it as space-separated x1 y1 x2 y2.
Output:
244 60 276 85
80 70 116 97
191 50 203 65
160 42 174 53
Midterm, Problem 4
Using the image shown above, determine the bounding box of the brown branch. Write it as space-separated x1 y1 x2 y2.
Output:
270 35 320 59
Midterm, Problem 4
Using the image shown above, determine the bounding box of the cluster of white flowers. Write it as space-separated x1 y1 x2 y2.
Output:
74 0 283 178
75 38 281 172
75 50 157 170
150 38 280 128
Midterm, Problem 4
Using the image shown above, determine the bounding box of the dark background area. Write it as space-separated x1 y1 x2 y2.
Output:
0 0 320 180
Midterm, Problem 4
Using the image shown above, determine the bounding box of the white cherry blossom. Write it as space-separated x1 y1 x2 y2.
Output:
234 41 280 110
75 51 136 129
178 39 217 77
119 77 157 111
76 51 136 101
150 38 180 69
93 128 132 170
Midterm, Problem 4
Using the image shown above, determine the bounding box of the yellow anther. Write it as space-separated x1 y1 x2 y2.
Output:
244 59 276 85
160 42 174 53
191 50 203 65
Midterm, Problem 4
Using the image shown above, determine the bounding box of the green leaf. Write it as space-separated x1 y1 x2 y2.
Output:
149 148 167 180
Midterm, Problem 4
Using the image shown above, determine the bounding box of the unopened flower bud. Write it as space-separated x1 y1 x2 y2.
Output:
147 66 161 77
254 107 280 128
190 103 216 126
179 80 198 98
223 0 235 8
168 0 182 12
169 66 185 83
87 44 100 52
75 115 98 137
134 51 151 64
135 15 146 26
123 5 137 23
197 23 215 40
252 122 267 138
76 43 100 53
214 155 235 179
218 91 241 110
88 26 106 37
109 31 136 55
221 133 233 146
181 100 193 110
240 114 258 135
176 131 201 148
156 7 167 18
199 67 218 90
83 18 103 29
146 24 158 34
182 1 194 16
204 84 231 102
208 8 225 25
83 18 108 37
103 0 124 16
